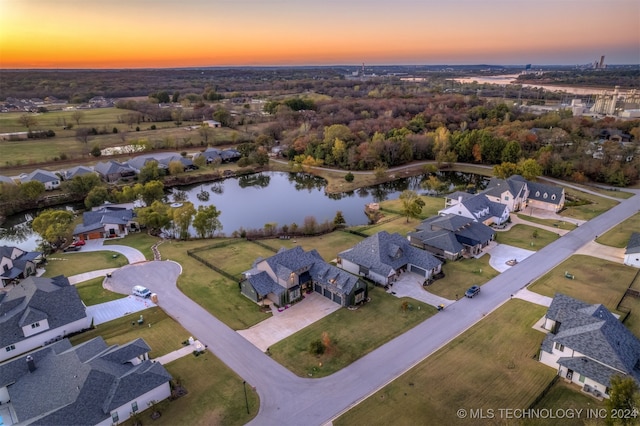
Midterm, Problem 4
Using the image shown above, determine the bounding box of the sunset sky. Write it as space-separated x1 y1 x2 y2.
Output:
1 0 638 69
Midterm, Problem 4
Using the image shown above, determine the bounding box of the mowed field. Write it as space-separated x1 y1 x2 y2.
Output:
0 108 248 170
528 254 637 312
335 299 555 426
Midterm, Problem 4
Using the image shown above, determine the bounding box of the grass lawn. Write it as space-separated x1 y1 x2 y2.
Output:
596 212 640 248
495 224 561 250
528 255 637 311
619 293 640 338
104 232 160 260
335 299 555 426
74 276 123 306
352 214 420 237
192 240 276 279
158 239 269 330
43 250 128 277
426 255 499 300
560 188 619 221
528 380 604 426
270 286 436 378
378 194 444 220
150 355 259 426
515 213 578 231
69 307 191 358
255 231 364 262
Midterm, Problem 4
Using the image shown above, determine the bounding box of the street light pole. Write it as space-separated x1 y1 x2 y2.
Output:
243 381 249 414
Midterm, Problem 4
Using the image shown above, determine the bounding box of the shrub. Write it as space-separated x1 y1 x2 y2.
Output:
344 172 354 182
309 339 325 356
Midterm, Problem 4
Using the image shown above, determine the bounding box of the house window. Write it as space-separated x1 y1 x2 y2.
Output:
505 196 509 201
31 322 40 329
131 401 138 413
5 345 15 352
554 342 564 352
579 375 585 383
111 412 119 423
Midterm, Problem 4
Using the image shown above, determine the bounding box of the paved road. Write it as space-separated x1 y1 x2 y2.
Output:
104 188 639 425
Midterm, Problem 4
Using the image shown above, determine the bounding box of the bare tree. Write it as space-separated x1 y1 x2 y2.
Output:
71 110 84 125
75 128 92 144
17 114 38 130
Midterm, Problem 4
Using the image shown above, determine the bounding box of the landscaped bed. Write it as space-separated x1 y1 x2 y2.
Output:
335 299 555 425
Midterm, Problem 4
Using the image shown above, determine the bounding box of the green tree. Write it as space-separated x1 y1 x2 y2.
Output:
399 190 425 223
517 158 543 181
213 107 231 127
421 175 446 194
19 181 45 201
605 375 640 426
90 145 102 157
84 186 109 209
168 160 184 175
139 160 161 183
192 205 223 239
172 202 196 240
140 180 165 206
136 201 171 236
344 172 354 182
32 209 74 250
66 173 101 197
493 162 519 179
333 211 346 228
501 140 522 164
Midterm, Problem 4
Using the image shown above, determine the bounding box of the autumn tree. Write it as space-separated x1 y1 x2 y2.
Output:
399 190 425 223
517 158 543 181
168 160 184 175
493 162 519 179
140 180 165 206
172 202 196 240
136 201 171 236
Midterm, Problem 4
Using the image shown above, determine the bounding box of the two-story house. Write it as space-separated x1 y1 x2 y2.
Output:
242 246 368 308
0 245 42 287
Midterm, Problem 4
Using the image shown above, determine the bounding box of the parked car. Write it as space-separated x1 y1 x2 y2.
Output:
465 285 480 298
132 285 151 298
72 240 86 246
63 245 81 252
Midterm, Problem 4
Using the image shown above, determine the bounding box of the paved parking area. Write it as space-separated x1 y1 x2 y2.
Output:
86 295 156 325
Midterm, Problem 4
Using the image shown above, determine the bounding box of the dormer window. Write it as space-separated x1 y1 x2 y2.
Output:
31 322 40 329
551 194 556 200
535 191 540 197
543 193 548 199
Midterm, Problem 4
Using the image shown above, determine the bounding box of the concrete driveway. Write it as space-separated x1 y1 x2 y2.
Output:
388 271 453 307
81 238 146 264
237 292 341 352
484 243 536 273
86 295 157 325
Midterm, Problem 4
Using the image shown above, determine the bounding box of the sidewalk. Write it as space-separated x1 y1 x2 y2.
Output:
68 268 118 284
154 339 204 364
513 288 553 307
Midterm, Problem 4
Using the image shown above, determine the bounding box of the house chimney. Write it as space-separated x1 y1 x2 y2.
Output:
26 355 36 373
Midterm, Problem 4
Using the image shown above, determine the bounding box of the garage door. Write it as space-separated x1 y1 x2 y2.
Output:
332 293 342 305
410 265 427 277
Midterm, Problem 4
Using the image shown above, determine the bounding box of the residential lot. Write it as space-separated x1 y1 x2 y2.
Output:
334 300 555 426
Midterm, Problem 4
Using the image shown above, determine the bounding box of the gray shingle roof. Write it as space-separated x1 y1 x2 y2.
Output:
0 276 87 348
20 169 59 184
63 165 95 180
626 232 640 255
2 336 171 425
484 176 527 200
0 175 16 185
94 160 134 177
339 231 442 277
542 293 640 386
527 181 564 206
246 246 359 298
73 206 135 236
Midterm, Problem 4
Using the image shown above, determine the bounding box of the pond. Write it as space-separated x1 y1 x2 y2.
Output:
1 170 489 249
